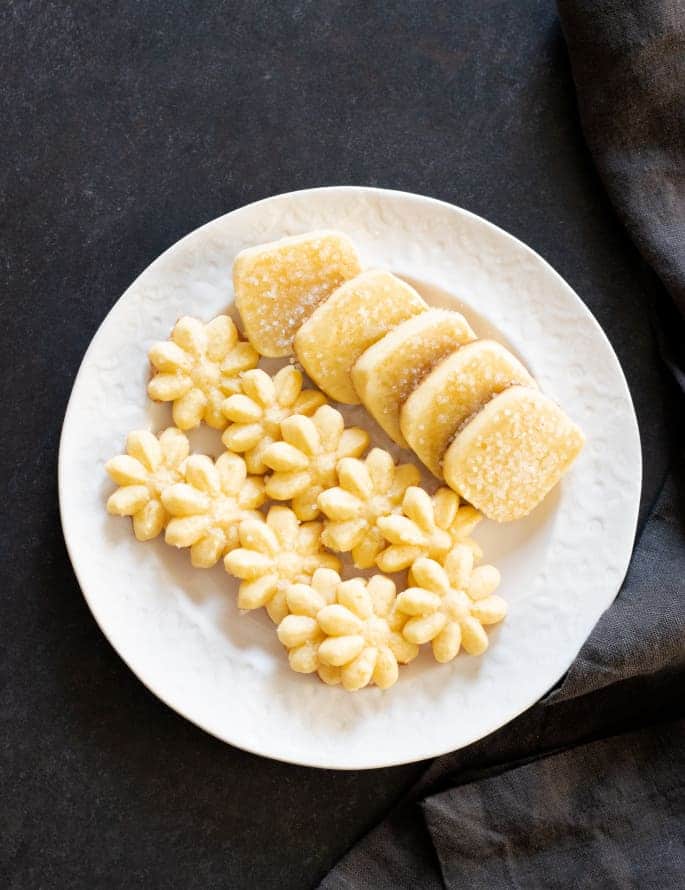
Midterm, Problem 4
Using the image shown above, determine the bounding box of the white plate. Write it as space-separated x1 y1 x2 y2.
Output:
59 187 641 769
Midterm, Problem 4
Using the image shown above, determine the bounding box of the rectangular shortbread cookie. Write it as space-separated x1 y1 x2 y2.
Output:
234 231 361 357
352 309 476 447
294 269 427 404
400 339 536 478
443 386 585 521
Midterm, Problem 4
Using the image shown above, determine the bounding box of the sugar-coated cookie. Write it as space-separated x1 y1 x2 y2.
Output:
294 270 427 404
443 386 585 521
352 309 476 446
234 231 361 357
400 339 536 478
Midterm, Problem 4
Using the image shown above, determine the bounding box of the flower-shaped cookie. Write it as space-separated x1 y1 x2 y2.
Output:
277 573 418 690
221 366 327 474
397 546 506 662
224 505 341 623
162 452 265 568
261 405 370 520
376 486 483 573
105 427 190 541
147 315 259 430
274 567 341 674
318 448 421 568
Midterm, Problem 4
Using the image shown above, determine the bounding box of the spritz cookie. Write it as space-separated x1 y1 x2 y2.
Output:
443 386 585 521
400 339 536 478
397 546 506 661
147 315 259 430
105 427 190 541
352 309 476 446
318 448 420 569
277 573 419 690
224 506 341 623
294 270 427 404
162 453 265 568
262 404 369 520
234 231 361 357
275 568 340 674
376 485 483 573
221 366 327 474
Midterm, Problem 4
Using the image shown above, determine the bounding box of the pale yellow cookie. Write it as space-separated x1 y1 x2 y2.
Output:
396 547 506 662
105 428 190 541
275 568 341 674
261 404 370 520
162 453 265 568
147 315 259 430
352 309 476 447
443 386 585 521
400 339 536 478
318 448 420 569
233 231 361 357
224 505 341 623
294 270 428 404
278 574 419 690
221 366 327 474
376 485 483 573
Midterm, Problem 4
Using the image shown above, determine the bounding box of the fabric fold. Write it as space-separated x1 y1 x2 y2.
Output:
423 720 684 889
557 0 685 390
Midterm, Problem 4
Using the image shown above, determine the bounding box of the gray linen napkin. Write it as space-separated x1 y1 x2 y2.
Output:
558 0 685 391
320 2 685 886
423 720 684 890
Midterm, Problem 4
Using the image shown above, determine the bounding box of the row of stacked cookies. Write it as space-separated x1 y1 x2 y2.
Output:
235 231 584 522
105 312 506 691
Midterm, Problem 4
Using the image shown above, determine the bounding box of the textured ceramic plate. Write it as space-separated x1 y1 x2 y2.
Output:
59 187 641 769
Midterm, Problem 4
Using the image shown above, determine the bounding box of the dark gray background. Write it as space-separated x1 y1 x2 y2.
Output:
1 2 678 888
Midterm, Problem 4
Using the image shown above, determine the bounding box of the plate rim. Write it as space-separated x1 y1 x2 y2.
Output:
58 185 642 769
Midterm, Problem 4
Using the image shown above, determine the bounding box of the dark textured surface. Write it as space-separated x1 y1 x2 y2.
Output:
423 720 685 889
559 0 685 322
0 2 678 889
